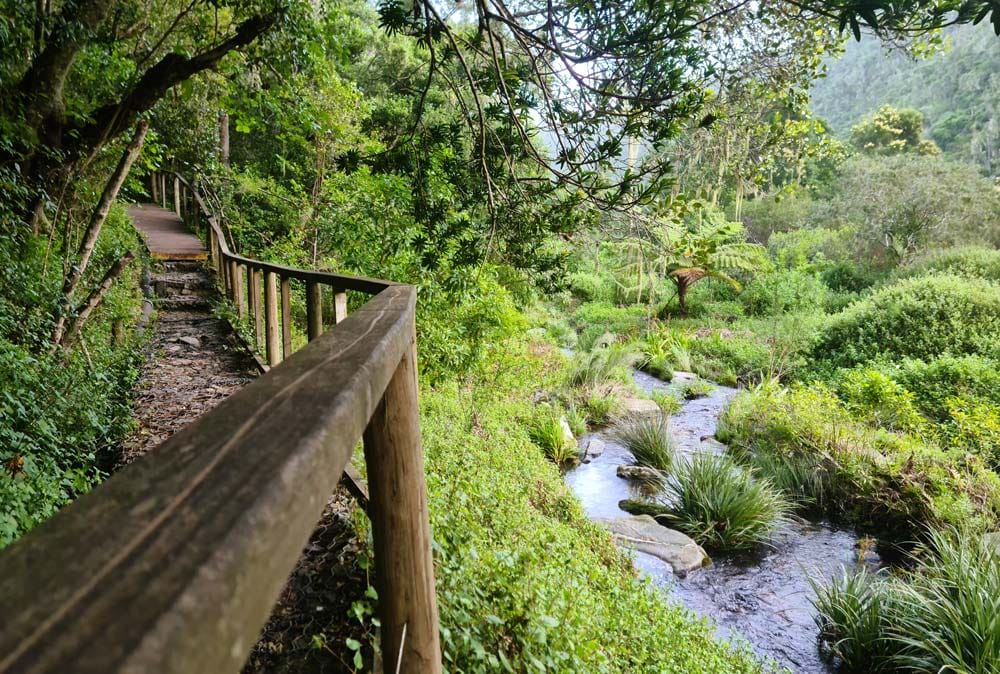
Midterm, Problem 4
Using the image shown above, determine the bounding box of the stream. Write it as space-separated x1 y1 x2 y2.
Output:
564 370 878 673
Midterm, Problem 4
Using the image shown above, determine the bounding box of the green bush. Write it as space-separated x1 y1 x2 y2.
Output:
614 415 675 472
422 341 767 672
745 450 832 513
717 384 1000 540
568 272 615 302
877 355 1000 423
896 246 1000 284
739 268 828 316
812 275 1000 368
834 368 927 434
657 454 790 552
688 332 773 386
677 379 714 400
581 392 623 427
0 209 144 547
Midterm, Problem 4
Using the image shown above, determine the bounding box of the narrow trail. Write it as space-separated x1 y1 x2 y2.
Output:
122 203 367 673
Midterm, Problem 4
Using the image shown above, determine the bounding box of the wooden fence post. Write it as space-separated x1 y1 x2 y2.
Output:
334 290 348 324
264 271 280 366
306 281 322 341
174 177 181 216
151 172 158 203
161 174 167 209
363 321 442 674
250 268 263 349
280 277 292 358
232 262 245 319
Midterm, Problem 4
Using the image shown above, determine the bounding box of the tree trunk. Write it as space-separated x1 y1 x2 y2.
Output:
676 279 689 315
53 121 147 344
59 252 136 350
219 111 230 167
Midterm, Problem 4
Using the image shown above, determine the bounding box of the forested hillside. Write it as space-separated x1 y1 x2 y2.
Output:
811 22 1000 174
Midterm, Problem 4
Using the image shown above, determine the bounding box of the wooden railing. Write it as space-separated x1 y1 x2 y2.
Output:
0 171 442 674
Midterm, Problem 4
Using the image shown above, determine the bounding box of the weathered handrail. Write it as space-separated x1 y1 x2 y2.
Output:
0 171 442 674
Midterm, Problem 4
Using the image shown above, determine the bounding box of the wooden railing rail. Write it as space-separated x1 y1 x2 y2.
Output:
0 170 442 674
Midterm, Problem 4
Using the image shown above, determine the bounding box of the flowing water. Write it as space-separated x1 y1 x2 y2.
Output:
565 370 877 673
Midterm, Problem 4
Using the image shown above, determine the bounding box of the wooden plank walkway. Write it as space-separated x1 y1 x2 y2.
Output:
128 203 208 261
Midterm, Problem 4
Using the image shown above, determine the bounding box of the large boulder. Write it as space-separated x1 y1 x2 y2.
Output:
595 515 709 576
621 398 660 418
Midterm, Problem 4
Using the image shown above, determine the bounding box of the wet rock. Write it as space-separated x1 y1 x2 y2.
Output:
616 465 663 481
700 436 727 453
621 397 660 417
584 438 605 459
595 515 709 576
559 416 575 446
177 335 201 348
672 370 699 383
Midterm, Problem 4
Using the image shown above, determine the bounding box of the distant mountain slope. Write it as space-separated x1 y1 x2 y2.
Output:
810 23 1000 175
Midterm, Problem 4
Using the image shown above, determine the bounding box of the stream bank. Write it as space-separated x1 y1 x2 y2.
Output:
565 370 878 673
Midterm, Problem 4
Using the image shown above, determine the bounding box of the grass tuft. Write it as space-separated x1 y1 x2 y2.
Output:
658 454 791 551
614 414 676 472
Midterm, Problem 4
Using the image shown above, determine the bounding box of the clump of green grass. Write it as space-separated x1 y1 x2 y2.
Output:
658 454 791 552
564 401 589 436
746 450 832 512
677 379 714 400
527 411 579 466
812 528 1000 673
614 415 676 472
811 566 896 672
582 392 623 426
651 390 683 415
567 336 638 388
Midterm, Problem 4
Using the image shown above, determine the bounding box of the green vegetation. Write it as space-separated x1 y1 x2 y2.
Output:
527 409 580 467
718 385 1000 540
5 0 1000 668
814 529 1000 673
614 415 676 472
657 454 791 552
423 342 766 672
812 275 1000 368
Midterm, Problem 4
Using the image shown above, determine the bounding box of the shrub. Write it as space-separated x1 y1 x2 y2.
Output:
738 268 828 316
812 275 1000 368
945 397 1000 469
650 391 683 415
834 368 927 434
657 454 791 552
614 415 675 472
718 384 1000 540
878 355 1000 423
581 392 623 427
896 246 1000 284
568 272 615 302
688 332 773 386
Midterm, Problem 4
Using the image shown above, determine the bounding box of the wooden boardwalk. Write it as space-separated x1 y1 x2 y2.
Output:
128 203 208 261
